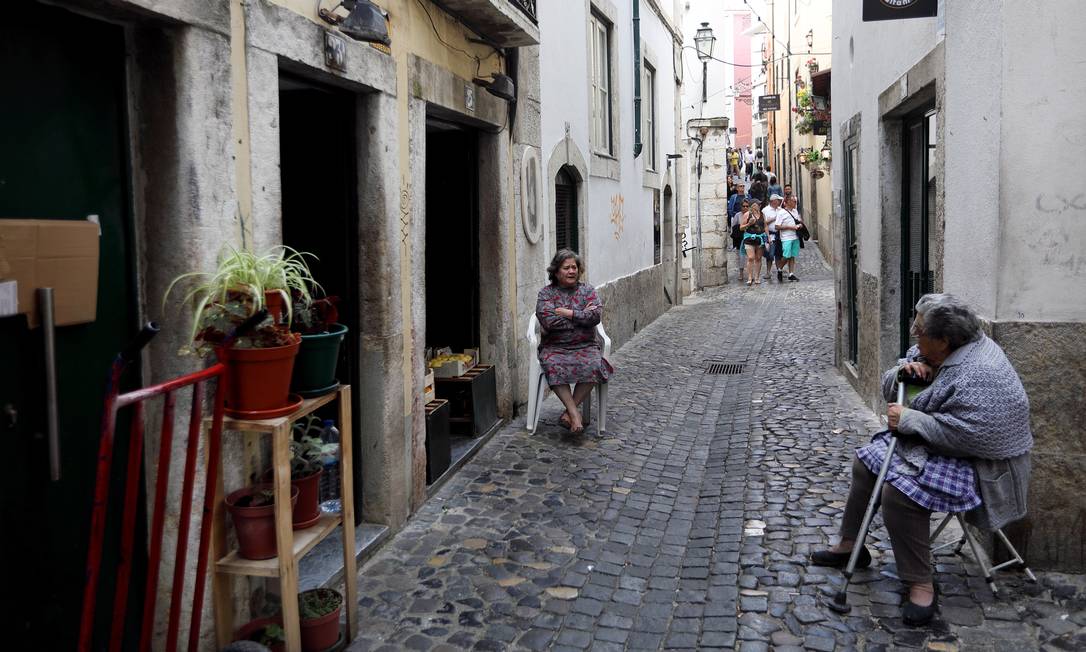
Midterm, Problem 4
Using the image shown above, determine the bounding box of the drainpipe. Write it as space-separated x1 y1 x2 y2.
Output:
632 0 642 158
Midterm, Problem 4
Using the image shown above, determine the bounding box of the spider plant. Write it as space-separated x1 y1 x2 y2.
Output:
164 245 322 344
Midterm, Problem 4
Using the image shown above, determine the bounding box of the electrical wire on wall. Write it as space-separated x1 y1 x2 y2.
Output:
414 0 501 78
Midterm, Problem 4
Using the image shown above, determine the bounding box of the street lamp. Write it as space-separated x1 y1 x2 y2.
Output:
820 140 832 162
806 29 814 51
694 22 716 104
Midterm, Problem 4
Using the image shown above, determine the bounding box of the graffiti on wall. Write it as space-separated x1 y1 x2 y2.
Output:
610 194 625 239
400 177 411 244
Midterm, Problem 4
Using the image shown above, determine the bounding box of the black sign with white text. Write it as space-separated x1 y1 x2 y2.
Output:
863 0 937 21
758 94 781 112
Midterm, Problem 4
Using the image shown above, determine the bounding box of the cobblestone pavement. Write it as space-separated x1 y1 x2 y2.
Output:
347 249 1086 651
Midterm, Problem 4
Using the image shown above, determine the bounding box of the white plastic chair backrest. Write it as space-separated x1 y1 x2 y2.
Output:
527 313 541 348
527 313 611 362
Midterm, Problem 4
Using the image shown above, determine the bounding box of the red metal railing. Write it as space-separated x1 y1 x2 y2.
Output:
79 323 228 652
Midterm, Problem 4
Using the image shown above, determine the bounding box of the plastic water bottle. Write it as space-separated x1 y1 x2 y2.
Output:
319 419 342 513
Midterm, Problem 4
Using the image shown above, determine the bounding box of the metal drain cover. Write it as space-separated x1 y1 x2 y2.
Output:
704 362 746 375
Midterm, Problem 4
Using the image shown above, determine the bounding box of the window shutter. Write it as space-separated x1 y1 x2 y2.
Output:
554 169 578 252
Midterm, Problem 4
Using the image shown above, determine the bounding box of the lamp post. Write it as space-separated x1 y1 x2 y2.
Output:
694 22 715 105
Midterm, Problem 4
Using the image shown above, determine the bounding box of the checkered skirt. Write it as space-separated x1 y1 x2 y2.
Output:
856 431 981 514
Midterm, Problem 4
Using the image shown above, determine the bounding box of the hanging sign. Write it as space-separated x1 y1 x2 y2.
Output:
863 0 937 21
758 94 780 112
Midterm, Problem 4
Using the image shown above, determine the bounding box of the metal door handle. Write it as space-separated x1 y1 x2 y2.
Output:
39 288 61 482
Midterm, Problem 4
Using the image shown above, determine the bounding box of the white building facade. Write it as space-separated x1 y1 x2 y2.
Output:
538 0 687 345
831 0 1086 571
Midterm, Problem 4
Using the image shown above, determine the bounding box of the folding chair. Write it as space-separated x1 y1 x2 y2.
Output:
929 511 1036 594
525 313 610 435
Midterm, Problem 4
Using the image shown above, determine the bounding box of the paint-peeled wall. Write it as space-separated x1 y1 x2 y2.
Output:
540 0 681 295
993 0 1086 322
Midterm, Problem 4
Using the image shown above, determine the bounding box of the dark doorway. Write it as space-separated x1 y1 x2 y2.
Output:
0 3 142 648
555 166 579 253
900 109 936 354
425 119 479 351
279 73 363 516
844 141 860 365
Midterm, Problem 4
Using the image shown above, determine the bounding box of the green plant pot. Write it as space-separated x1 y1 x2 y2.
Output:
291 323 347 396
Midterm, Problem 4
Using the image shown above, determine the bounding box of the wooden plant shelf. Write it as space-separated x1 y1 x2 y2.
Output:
208 384 358 652
215 513 341 577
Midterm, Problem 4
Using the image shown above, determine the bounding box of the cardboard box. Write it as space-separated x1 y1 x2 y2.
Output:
0 219 100 327
423 369 436 403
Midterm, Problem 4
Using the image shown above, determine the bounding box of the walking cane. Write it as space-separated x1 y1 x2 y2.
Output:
827 375 908 614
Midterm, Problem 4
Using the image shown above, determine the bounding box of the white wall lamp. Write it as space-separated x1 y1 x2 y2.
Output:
318 0 391 45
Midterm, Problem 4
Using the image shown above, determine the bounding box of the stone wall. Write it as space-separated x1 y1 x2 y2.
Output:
595 264 671 352
991 320 1086 571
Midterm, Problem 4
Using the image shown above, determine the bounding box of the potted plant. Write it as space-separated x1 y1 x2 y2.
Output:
298 588 343 652
236 617 286 652
225 483 299 560
264 416 327 529
165 245 322 418
290 295 348 397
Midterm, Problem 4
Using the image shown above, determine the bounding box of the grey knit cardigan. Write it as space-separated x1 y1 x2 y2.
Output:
880 335 1033 529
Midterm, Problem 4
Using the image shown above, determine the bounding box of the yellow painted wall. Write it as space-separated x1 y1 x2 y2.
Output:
235 0 506 421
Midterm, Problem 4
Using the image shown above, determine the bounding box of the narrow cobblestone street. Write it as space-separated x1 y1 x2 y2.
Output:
348 250 1086 652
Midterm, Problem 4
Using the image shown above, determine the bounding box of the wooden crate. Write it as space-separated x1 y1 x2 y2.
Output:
434 364 498 437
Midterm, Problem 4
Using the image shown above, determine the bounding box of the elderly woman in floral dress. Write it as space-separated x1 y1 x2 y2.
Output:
535 249 613 434
810 294 1033 626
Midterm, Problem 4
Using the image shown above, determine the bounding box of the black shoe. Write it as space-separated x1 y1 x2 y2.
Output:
777 270 784 282
809 545 872 569
788 273 798 281
902 590 938 626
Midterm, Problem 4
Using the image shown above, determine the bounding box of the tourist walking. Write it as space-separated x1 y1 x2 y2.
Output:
763 194 782 281
743 145 755 179
728 181 747 224
777 195 802 281
731 198 750 282
728 148 740 176
741 201 767 286
767 171 782 200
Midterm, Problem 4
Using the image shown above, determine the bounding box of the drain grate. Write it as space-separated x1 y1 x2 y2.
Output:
704 362 746 375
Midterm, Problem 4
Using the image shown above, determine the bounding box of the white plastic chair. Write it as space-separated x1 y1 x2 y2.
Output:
526 313 611 435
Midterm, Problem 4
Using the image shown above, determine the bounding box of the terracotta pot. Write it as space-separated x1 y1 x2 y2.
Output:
225 484 299 560
264 289 289 326
299 589 342 652
264 466 323 530
216 335 301 413
236 616 285 652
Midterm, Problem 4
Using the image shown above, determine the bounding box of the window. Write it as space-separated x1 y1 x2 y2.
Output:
555 167 579 252
643 62 656 171
589 11 612 155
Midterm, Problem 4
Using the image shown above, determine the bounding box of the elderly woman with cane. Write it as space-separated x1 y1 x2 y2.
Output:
536 250 613 434
810 294 1033 625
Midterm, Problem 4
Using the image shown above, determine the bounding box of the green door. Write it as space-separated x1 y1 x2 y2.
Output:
0 4 142 648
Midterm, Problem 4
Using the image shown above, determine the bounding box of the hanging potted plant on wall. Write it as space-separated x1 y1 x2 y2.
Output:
298 588 343 652
165 245 321 418
290 294 348 397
